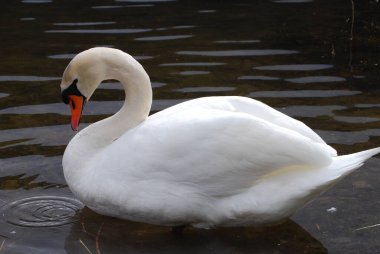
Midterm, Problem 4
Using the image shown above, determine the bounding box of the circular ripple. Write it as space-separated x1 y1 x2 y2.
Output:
1 196 84 227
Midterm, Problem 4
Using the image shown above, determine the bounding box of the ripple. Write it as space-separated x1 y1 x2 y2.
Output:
253 64 333 71
316 129 380 145
285 76 345 83
92 5 123 9
215 40 260 44
0 99 187 146
116 0 175 2
198 10 217 13
20 17 36 21
46 28 151 34
98 82 123 90
177 49 298 57
135 35 193 41
249 90 361 98
278 105 346 117
274 0 313 2
238 75 280 81
333 116 379 124
0 99 186 115
124 4 155 7
22 0 52 3
99 81 166 89
0 76 60 82
0 125 76 147
134 55 154 60
0 102 119 116
1 196 83 227
160 62 224 66
155 25 195 31
47 54 76 59
355 104 380 108
171 25 195 29
174 87 236 93
179 71 210 75
48 54 151 60
53 22 116 26
0 93 9 98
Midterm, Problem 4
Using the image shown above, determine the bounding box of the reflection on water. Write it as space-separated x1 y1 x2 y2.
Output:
198 10 217 13
0 99 186 116
316 129 380 145
279 105 346 117
22 0 52 3
238 75 280 81
160 62 225 66
333 116 379 124
253 64 333 71
47 54 77 59
0 76 59 82
48 54 153 60
179 70 210 75
92 5 124 9
274 0 313 3
64 208 326 254
159 25 195 30
135 35 193 41
248 90 361 98
118 0 176 2
174 87 235 93
99 81 167 89
215 40 260 44
53 22 116 26
285 76 346 83
0 125 76 147
1 0 380 253
177 49 298 56
46 28 152 34
20 17 36 21
0 174 64 190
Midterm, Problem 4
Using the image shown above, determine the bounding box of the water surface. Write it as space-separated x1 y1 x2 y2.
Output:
1 0 380 253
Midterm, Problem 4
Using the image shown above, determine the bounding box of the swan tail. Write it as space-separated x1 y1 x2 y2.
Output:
328 147 380 180
216 148 380 226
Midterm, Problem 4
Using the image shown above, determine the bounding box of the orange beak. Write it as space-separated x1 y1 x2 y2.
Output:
68 95 85 131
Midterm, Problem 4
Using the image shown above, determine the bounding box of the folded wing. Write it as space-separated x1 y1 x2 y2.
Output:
101 98 335 198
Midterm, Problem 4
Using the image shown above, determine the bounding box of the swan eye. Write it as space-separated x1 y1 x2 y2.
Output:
61 79 85 104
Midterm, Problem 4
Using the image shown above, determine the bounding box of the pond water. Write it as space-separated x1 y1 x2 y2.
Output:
1 0 380 253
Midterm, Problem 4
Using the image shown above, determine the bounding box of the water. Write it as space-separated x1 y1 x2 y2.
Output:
0 0 380 253
1 196 83 227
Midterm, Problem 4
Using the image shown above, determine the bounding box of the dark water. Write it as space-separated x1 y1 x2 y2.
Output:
0 0 380 253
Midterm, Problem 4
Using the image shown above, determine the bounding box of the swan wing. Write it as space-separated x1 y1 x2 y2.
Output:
151 96 336 156
98 106 333 197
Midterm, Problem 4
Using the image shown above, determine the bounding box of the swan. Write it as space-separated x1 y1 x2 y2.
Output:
60 47 380 228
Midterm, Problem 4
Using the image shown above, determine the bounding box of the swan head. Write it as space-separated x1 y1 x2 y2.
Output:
60 48 112 131
60 47 152 131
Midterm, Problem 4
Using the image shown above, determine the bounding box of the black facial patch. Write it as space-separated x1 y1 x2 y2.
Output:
61 79 86 104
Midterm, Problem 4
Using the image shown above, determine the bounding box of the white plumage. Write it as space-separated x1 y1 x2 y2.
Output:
60 47 380 228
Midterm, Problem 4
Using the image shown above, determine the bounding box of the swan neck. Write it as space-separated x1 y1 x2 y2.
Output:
116 62 152 127
63 49 152 192
77 52 152 149
103 51 152 129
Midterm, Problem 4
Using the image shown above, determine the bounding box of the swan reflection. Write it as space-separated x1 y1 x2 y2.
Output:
65 208 327 254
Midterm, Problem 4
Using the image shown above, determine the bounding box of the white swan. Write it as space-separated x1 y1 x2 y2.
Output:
60 47 380 228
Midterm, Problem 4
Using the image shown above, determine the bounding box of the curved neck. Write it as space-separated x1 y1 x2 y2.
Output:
62 49 152 195
106 52 152 135
70 52 152 154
